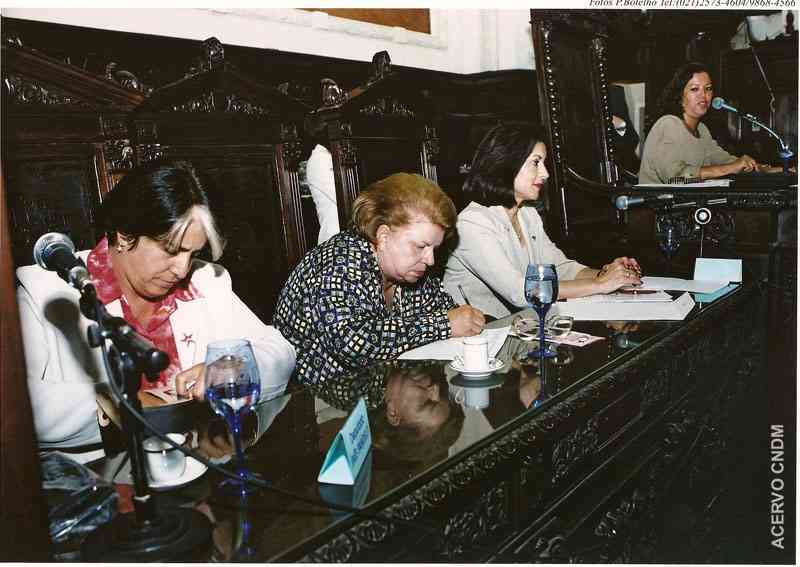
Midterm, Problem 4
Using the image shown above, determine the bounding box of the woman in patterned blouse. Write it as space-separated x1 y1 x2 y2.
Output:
274 173 485 384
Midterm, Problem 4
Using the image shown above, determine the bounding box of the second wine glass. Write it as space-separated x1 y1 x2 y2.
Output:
524 263 559 359
204 339 261 495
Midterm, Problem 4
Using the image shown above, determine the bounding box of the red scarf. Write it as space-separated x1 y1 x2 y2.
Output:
86 237 202 390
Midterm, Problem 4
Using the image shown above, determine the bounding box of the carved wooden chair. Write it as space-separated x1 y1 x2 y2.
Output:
2 35 144 271
3 36 312 322
530 11 628 265
307 51 440 227
133 37 311 321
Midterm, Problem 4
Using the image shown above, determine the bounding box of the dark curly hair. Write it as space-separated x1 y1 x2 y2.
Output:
462 123 546 209
656 62 712 119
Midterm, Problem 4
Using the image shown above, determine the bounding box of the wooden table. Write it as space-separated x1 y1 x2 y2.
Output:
91 282 787 563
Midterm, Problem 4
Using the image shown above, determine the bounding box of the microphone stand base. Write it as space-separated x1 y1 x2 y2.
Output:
81 507 211 562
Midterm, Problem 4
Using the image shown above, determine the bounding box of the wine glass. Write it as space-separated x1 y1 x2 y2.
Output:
524 263 559 359
205 339 261 494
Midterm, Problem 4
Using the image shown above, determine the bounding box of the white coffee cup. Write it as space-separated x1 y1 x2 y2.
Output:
462 335 490 371
451 385 490 410
143 433 187 483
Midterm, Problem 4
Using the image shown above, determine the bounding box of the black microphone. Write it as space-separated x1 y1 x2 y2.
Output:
711 97 738 113
33 232 92 290
614 193 674 211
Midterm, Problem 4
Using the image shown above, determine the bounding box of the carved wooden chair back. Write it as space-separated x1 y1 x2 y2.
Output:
531 11 621 243
3 37 311 322
309 51 440 228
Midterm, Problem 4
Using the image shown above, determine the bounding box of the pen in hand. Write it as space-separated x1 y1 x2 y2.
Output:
457 284 471 306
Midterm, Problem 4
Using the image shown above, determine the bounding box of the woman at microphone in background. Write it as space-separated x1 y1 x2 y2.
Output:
638 62 778 184
442 123 641 320
16 160 295 462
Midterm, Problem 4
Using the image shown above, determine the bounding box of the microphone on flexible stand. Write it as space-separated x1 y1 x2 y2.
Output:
32 232 211 560
711 97 794 173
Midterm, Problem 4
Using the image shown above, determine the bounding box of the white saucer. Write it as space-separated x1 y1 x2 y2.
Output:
448 357 505 377
147 457 208 491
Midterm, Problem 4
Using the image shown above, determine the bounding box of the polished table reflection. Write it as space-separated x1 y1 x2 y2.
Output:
93 283 762 562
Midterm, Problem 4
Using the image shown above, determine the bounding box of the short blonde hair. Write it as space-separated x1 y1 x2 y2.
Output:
351 173 456 243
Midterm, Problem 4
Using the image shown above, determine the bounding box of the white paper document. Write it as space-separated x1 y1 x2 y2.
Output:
399 326 510 361
557 292 696 321
568 290 674 303
634 276 728 295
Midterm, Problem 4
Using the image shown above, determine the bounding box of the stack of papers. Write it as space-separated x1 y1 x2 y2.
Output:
558 292 696 321
569 290 673 303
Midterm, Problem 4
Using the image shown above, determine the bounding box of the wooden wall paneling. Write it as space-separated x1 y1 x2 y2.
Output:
719 36 798 165
0 165 51 561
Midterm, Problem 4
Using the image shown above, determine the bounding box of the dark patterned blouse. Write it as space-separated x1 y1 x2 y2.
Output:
274 230 455 384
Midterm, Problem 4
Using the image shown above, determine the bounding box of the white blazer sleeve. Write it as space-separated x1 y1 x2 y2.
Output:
231 292 296 400
16 285 101 447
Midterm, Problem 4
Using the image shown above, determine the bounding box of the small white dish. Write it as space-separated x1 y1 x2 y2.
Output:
448 357 505 377
147 457 207 491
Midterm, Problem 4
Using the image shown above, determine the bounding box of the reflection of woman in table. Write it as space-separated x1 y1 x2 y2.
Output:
638 62 780 184
443 124 642 320
375 363 463 459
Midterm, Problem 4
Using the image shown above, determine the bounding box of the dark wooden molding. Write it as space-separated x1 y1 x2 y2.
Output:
2 39 144 111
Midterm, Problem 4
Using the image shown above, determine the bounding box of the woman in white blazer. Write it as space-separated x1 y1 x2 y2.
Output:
443 124 642 319
17 160 295 461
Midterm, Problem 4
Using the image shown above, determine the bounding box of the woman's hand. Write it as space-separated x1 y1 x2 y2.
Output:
175 362 207 401
601 256 641 276
448 305 485 338
595 259 642 294
731 154 758 173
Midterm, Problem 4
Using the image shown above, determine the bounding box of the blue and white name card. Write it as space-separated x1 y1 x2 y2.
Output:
318 397 371 485
694 258 742 284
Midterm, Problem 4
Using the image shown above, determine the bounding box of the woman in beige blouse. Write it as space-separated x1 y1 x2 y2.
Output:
638 62 778 184
443 124 641 319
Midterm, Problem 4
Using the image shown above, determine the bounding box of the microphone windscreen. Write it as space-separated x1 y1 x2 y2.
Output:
33 232 76 269
711 97 724 110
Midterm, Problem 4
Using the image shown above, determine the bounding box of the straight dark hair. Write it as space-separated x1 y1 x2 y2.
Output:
97 160 225 260
462 123 546 209
656 61 712 118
